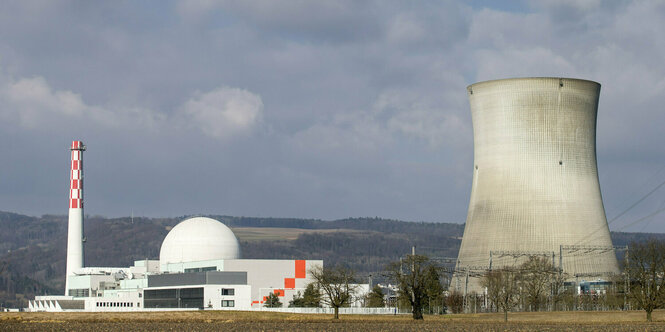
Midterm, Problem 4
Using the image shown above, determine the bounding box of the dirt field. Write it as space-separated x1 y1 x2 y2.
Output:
2 310 665 331
231 227 362 241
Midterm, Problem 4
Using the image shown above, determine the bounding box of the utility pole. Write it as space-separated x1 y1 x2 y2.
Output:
463 269 469 312
551 251 556 311
411 246 416 308
559 245 563 276
624 245 629 310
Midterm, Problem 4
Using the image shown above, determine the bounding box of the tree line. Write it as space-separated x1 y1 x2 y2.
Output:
476 239 665 322
280 239 665 322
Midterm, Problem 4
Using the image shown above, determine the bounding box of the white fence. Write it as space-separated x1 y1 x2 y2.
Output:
250 307 402 315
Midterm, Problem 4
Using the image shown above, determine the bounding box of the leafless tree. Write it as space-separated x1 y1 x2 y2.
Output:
445 291 464 314
309 265 358 319
482 268 520 322
550 270 569 311
519 256 556 311
626 239 665 322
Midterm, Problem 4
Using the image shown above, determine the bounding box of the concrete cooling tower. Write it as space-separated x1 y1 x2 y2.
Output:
453 77 619 293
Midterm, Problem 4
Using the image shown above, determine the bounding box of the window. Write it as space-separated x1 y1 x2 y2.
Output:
144 287 204 309
68 288 90 297
184 266 216 273
221 300 235 307
221 288 235 296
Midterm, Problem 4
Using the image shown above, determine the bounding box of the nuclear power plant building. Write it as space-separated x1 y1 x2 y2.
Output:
29 142 333 312
453 78 619 293
31 215 325 311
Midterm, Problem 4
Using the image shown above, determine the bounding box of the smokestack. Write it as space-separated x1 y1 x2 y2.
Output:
65 140 85 295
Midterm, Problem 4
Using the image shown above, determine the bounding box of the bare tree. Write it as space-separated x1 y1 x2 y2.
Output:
519 256 556 311
550 270 569 311
626 239 665 322
309 265 358 319
482 268 520 322
445 291 464 314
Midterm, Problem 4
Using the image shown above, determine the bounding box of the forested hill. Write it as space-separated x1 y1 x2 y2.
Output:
1 210 663 308
0 211 465 307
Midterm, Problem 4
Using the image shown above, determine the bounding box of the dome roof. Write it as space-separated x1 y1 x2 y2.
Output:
159 217 240 265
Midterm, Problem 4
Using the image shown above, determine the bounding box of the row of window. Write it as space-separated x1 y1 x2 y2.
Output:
68 289 90 297
95 302 139 308
221 300 235 307
144 287 205 309
184 266 217 273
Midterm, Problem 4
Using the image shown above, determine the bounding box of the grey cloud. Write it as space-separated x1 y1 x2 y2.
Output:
179 0 385 43
0 1 663 233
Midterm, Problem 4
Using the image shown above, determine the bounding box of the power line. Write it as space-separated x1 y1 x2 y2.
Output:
608 177 665 225
604 164 665 219
616 206 665 232
639 199 665 232
573 176 665 246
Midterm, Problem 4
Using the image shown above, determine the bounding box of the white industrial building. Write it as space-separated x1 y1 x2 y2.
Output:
29 142 339 312
30 216 324 311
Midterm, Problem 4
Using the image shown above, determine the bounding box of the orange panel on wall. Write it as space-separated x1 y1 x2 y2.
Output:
295 260 306 278
284 278 296 289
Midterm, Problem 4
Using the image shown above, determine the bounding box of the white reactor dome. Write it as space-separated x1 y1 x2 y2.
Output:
159 217 240 265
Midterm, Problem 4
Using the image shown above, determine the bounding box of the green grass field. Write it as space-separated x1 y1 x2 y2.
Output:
2 310 665 331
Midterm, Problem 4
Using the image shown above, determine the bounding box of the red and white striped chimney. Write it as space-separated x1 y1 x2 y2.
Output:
65 140 85 295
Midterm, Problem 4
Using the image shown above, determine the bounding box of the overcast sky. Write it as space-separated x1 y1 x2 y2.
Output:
1 0 664 233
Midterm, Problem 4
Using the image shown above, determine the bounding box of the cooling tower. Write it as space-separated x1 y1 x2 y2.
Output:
65 140 85 295
453 77 619 293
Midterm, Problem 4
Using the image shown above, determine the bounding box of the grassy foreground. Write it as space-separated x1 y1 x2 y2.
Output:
2 310 665 331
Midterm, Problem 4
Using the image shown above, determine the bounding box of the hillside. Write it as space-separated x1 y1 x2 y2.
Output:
1 211 663 308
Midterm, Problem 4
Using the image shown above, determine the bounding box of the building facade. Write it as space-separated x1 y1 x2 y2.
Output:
30 216 324 312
